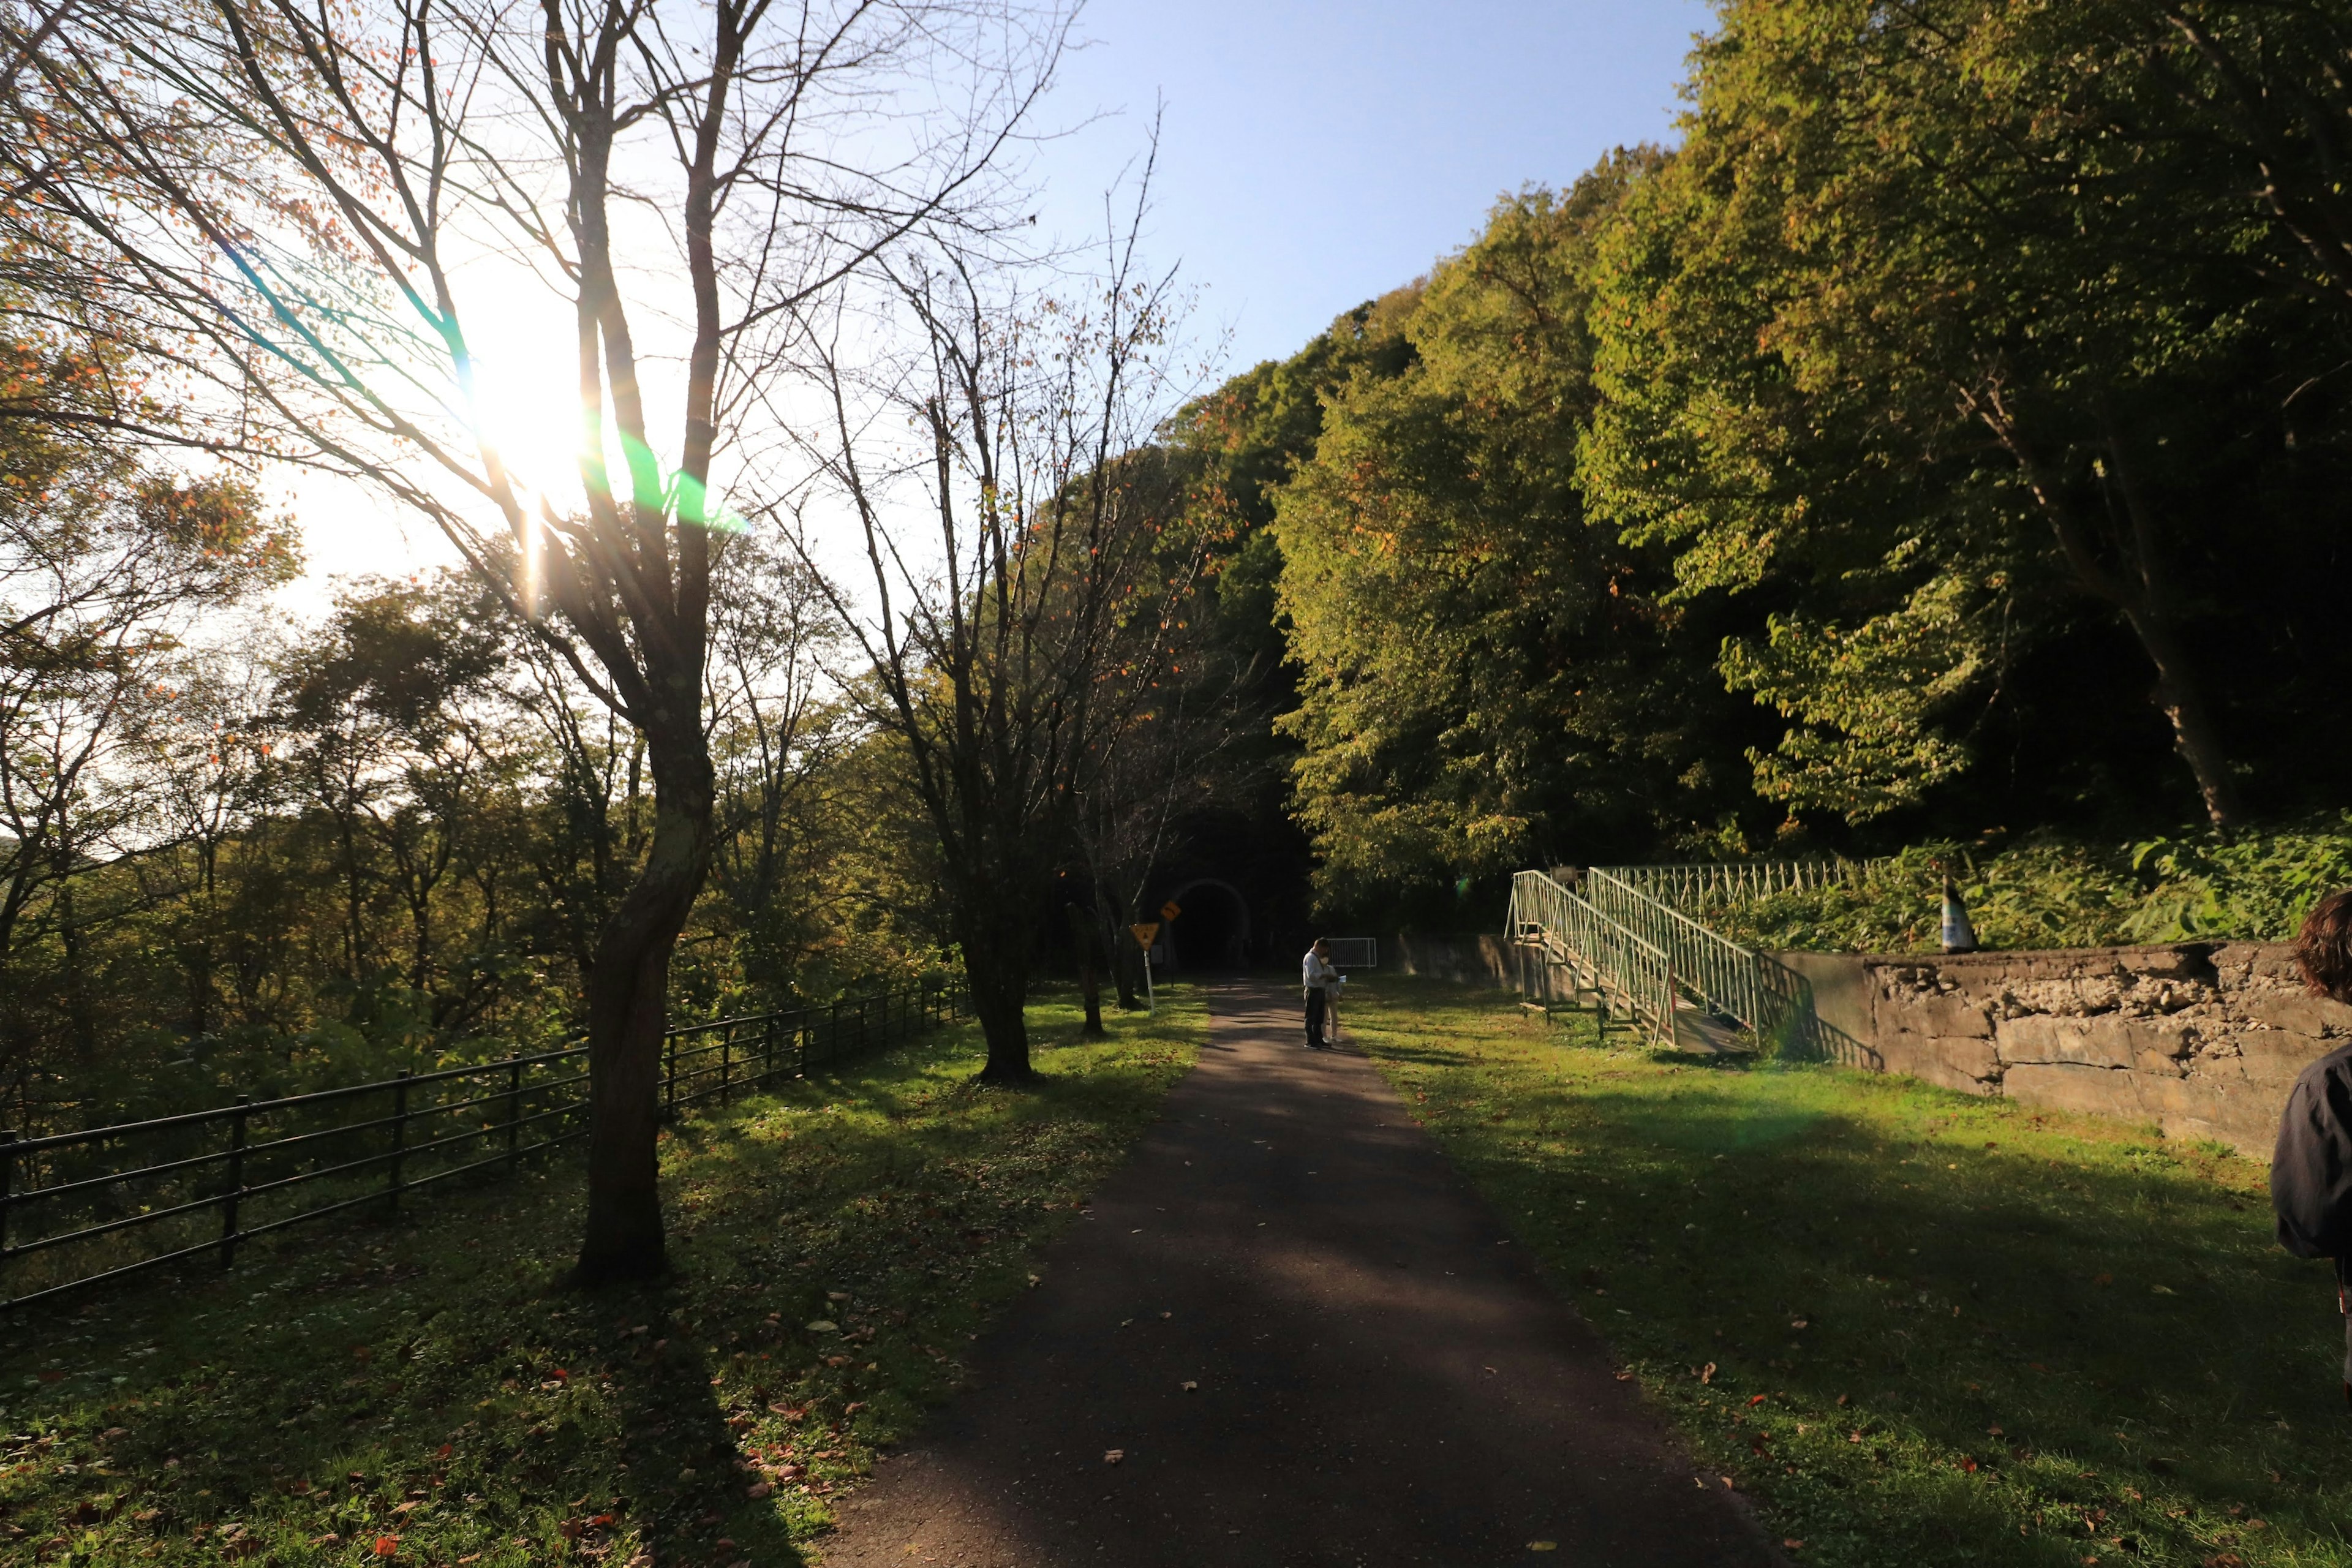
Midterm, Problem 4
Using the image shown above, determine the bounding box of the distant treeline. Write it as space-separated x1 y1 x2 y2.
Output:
0 484 942 1131
1156 1 2352 931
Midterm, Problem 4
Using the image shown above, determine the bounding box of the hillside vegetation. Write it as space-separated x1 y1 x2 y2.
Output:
1705 818 2352 954
1155 2 2352 932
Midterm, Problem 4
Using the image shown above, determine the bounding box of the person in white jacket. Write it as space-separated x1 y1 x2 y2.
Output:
1301 939 1341 1048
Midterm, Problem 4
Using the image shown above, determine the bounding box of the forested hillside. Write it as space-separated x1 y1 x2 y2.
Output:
1169 0 2352 932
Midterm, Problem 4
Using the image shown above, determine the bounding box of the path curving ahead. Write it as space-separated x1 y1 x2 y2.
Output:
820 982 1779 1567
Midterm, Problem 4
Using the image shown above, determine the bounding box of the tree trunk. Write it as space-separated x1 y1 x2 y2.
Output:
959 907 1035 1083
570 712 715 1286
1988 404 2244 834
1099 907 1140 1009
2117 603 2242 832
1066 902 1105 1038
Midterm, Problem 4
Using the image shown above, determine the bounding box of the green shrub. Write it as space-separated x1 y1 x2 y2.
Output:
1703 814 2352 952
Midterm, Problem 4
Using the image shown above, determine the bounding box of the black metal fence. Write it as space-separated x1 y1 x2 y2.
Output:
0 981 967 1313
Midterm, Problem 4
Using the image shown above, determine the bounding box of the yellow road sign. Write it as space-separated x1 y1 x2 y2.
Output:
1130 922 1160 951
1159 899 1183 921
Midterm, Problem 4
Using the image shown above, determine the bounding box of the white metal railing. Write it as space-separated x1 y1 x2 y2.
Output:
1593 859 1875 913
1509 866 1826 1055
1505 870 1678 1046
1322 937 1379 968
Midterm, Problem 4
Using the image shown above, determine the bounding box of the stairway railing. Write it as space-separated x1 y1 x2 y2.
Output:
1508 864 1831 1055
1505 870 1678 1046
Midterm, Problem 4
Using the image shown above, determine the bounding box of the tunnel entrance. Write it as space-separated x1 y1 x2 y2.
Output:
1166 878 1249 971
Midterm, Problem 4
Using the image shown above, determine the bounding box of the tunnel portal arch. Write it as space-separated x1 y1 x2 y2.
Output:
1165 878 1250 971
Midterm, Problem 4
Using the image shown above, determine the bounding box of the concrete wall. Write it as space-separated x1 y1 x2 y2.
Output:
1784 943 2349 1158
1384 933 1521 990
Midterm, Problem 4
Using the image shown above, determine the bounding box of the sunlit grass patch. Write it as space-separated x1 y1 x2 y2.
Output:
1349 977 2350 1568
0 988 1203 1566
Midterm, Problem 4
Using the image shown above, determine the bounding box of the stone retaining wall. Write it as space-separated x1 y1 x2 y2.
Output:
1818 942 2349 1158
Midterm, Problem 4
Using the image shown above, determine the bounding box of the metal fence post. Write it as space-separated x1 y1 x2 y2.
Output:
389 1071 412 1213
221 1095 251 1270
0 1128 18 1308
664 1033 678 1120
720 1027 732 1104
505 1058 522 1172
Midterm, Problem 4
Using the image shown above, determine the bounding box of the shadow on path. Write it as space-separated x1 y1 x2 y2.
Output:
819 982 1777 1567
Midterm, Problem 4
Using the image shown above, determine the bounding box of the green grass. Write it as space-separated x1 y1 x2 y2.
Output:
1347 977 2351 1568
0 988 1204 1567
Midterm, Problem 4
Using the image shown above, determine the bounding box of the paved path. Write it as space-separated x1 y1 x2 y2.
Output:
820 983 1777 1568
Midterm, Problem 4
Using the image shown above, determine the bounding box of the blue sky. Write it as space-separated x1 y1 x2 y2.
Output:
1031 0 1712 376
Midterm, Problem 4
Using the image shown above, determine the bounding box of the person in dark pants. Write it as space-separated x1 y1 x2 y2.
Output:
2274 890 2352 1404
1301 938 1340 1049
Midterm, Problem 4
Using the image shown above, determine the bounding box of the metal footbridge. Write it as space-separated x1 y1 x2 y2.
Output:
1503 862 1861 1057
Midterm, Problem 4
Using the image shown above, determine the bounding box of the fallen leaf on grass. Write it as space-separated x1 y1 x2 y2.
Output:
1528 1543 1557 1553
1179 1381 1198 1392
373 1537 398 1558
1103 1450 1125 1465
1698 1363 1716 1385
746 1483 772 1499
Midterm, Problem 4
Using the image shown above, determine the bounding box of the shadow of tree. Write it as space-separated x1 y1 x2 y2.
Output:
0 994 1204 1567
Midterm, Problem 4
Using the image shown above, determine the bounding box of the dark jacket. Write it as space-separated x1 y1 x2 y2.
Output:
2273 1040 2352 1259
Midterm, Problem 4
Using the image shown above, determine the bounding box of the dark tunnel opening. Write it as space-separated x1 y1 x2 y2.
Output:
1167 880 1249 971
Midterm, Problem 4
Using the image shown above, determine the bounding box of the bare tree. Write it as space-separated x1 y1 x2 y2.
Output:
0 428 295 1106
703 529 847 997
790 197 1205 1080
1072 668 1253 1008
5 0 1069 1280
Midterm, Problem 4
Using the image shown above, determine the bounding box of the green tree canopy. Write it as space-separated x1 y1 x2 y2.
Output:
1272 155 1768 924
1583 0 2352 834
